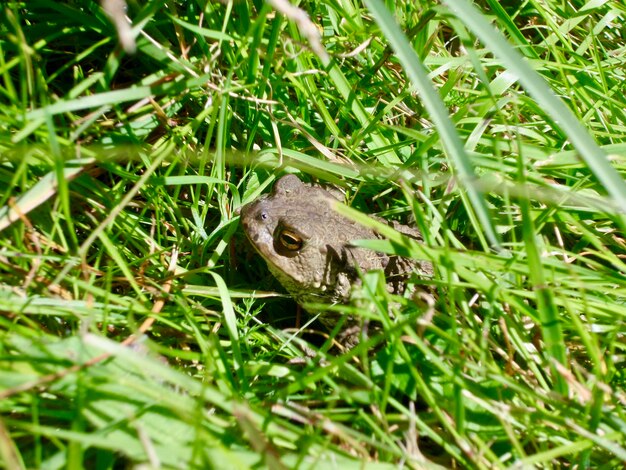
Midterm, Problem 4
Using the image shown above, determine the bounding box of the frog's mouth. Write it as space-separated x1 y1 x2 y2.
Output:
241 223 290 267
242 224 272 257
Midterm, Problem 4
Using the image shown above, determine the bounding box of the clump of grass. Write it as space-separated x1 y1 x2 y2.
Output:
1 0 626 468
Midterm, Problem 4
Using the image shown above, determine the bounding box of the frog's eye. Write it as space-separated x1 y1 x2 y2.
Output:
278 228 303 251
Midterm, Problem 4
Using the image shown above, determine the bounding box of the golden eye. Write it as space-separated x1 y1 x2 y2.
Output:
278 229 303 251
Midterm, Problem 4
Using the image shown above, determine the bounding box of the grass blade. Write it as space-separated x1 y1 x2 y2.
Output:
363 0 502 251
442 0 626 213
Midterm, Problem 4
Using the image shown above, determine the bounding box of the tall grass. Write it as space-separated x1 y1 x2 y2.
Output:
1 0 626 468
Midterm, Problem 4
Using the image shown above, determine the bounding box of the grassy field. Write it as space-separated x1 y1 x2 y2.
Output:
1 0 626 468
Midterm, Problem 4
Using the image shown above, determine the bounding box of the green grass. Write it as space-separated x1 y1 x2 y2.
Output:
1 0 626 468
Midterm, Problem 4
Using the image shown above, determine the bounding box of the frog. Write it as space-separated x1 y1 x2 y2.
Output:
240 174 432 347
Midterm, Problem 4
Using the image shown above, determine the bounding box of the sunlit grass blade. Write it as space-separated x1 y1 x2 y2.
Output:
442 0 626 212
363 0 502 251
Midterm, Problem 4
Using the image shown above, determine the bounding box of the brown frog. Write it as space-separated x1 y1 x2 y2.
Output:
240 174 432 346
